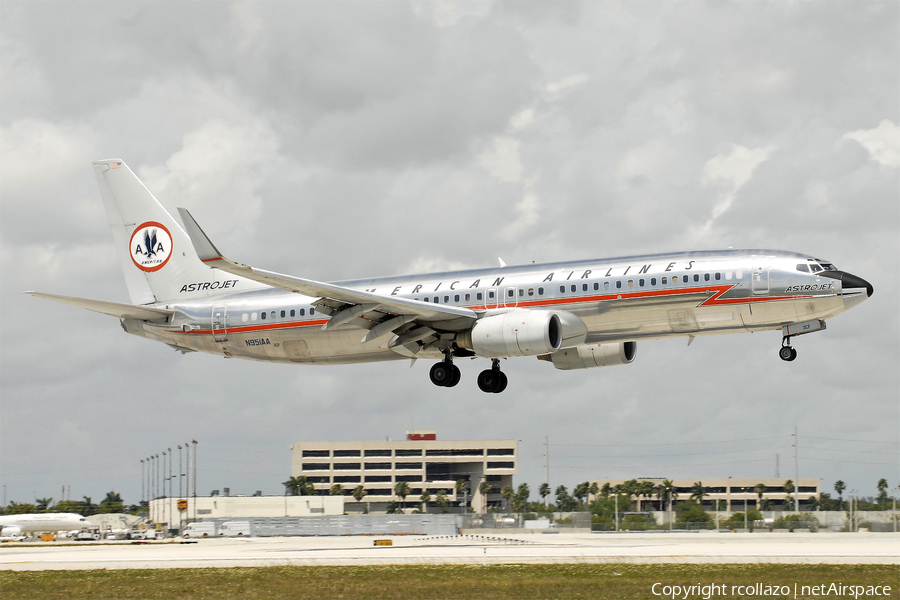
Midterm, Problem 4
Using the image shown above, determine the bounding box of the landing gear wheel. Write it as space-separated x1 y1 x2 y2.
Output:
446 365 461 388
477 368 507 393
495 371 508 393
430 362 453 386
779 346 797 362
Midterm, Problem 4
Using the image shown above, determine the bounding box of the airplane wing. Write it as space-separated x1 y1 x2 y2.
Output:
177 209 478 333
24 292 173 321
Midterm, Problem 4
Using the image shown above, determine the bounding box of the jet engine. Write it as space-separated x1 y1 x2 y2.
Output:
538 341 637 370
458 309 562 358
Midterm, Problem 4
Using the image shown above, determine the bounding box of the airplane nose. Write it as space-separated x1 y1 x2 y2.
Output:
842 272 874 297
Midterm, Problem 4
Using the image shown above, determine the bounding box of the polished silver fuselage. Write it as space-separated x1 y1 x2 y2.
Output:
135 249 859 365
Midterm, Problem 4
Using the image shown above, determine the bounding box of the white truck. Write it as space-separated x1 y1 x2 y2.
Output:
181 522 217 538
219 521 251 537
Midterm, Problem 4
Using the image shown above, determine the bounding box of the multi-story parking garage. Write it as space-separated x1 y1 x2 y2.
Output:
290 431 517 513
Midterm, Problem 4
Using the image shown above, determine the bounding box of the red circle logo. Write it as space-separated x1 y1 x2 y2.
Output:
130 221 173 272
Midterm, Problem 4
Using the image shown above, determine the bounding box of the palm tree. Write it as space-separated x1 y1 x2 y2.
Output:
419 491 431 513
435 490 450 513
690 482 708 505
600 483 611 498
555 485 568 509
352 485 367 503
877 478 889 508
573 482 589 508
455 479 470 509
283 476 315 496
500 485 514 512
638 481 656 511
393 481 411 510
35 498 53 512
754 483 767 512
539 483 550 506
783 480 795 510
588 482 600 504
834 480 846 511
513 483 530 513
329 484 343 496
80 496 96 517
479 480 493 513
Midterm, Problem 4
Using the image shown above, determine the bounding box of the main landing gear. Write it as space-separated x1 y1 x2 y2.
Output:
476 359 508 394
429 358 461 388
779 339 798 362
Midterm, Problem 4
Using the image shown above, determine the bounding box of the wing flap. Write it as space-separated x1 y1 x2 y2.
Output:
177 208 477 325
24 292 173 321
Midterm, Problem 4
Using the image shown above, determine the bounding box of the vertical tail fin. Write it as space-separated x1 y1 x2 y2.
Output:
93 159 253 304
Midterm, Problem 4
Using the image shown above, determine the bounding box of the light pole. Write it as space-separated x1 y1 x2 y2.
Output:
192 440 198 523
185 442 191 524
168 447 173 530
614 493 619 532
744 488 748 531
667 486 672 531
141 459 145 505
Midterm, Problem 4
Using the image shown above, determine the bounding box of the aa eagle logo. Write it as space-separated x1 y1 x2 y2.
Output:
130 221 173 272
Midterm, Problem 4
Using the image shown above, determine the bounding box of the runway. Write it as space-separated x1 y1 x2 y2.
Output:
2 531 898 570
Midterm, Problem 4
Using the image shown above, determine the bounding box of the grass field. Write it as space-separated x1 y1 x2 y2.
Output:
2 564 897 599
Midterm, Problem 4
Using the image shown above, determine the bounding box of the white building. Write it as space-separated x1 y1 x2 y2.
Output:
148 495 344 528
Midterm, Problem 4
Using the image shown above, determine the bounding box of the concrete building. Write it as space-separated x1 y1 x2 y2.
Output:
290 431 517 513
590 477 821 511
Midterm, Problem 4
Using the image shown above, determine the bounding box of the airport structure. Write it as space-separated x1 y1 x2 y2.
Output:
290 431 517 513
591 477 821 511
148 494 344 526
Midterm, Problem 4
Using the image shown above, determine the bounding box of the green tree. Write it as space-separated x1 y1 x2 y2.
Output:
385 501 400 514
876 478 889 508
573 482 590 508
754 483 767 511
80 496 96 517
539 483 550 505
455 479 470 509
479 480 493 513
783 480 795 510
588 482 600 503
637 481 656 511
419 491 431 513
834 480 846 511
393 481 411 511
435 490 450 513
35 498 53 512
352 485 367 503
283 476 315 496
5 501 38 515
600 483 611 498
98 490 124 514
656 480 677 511
689 482 708 505
500 485 514 512
329 484 343 496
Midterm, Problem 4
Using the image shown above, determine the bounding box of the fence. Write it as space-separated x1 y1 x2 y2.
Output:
205 514 460 536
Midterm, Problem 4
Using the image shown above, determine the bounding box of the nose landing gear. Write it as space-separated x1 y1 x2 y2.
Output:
477 359 508 393
429 359 461 388
779 341 797 362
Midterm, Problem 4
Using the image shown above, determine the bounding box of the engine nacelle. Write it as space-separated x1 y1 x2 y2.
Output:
539 341 637 370
459 310 562 358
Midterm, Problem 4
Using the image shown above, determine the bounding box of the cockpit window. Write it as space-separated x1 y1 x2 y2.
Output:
796 264 809 273
809 264 822 273
819 263 838 271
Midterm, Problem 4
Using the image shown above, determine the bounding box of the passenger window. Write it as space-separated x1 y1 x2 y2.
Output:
444 296 449 303
704 273 710 281
661 277 667 284
682 275 689 283
299 308 305 316
693 274 699 282
310 308 315 315
261 312 267 320
735 270 742 279
604 281 610 290
290 309 295 317
423 297 429 302
627 280 634 288
519 289 524 297
242 313 249 323
454 294 460 302
726 272 732 280
281 310 286 318
488 291 495 299
651 278 657 286
715 273 721 280
560 286 565 293
570 284 576 293
582 283 588 292
639 279 645 287
528 288 534 296
434 297 439 303
465 293 471 301
538 287 544 295
615 281 622 289
672 277 678 285
796 264 809 273
593 282 599 291
477 292 483 300
251 312 257 321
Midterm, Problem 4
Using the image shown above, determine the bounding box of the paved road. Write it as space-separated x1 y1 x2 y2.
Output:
1 531 897 570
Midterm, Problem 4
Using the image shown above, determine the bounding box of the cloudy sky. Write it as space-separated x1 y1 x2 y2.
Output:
2 1 897 508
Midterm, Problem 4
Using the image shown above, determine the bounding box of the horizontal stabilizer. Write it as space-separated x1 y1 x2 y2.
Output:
24 292 172 321
177 208 477 325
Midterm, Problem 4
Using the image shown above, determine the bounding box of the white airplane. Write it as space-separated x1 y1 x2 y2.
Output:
27 159 873 393
0 513 89 536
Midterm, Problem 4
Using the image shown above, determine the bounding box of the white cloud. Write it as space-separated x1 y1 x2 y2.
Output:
544 73 590 99
413 0 493 28
843 119 900 168
702 144 775 219
501 186 540 241
478 136 524 183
